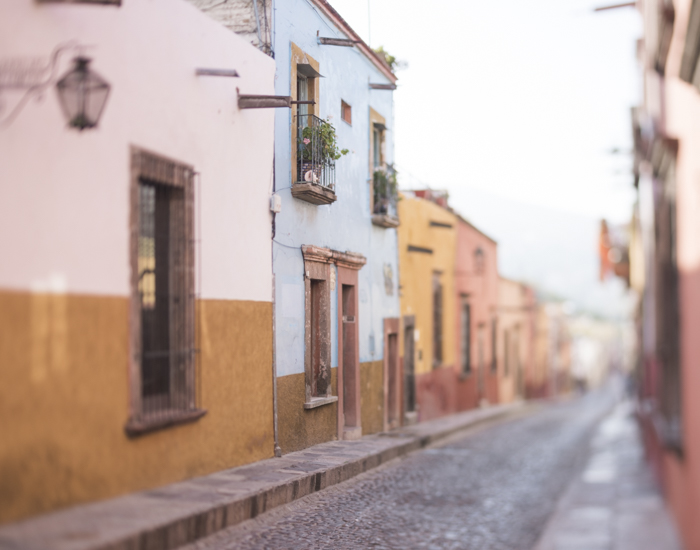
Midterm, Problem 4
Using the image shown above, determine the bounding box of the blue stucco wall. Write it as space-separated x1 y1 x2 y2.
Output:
272 0 399 377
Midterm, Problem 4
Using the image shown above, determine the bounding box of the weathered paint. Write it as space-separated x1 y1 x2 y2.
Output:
0 0 276 522
397 193 457 421
360 360 385 435
0 293 273 523
270 0 399 447
276 368 338 453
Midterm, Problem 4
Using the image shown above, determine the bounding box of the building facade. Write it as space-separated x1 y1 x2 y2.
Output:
0 0 276 523
454 214 500 410
632 1 700 547
497 277 535 404
267 0 400 451
398 191 458 421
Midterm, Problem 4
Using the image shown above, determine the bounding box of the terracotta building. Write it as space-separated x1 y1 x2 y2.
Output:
453 215 500 410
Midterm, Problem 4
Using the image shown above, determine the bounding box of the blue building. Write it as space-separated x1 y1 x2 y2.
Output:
269 0 401 452
189 0 400 453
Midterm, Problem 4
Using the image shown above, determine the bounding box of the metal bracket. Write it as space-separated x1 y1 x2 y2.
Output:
195 69 240 77
317 32 359 47
238 94 292 109
369 83 397 90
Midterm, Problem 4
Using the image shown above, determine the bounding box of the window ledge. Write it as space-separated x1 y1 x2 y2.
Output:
125 408 207 437
291 182 337 205
372 213 400 228
459 371 473 381
303 395 339 410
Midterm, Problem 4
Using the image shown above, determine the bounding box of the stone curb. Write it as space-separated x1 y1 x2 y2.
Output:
0 403 524 550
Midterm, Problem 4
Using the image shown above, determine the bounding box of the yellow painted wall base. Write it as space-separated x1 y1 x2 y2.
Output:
360 360 384 435
277 368 338 454
0 291 273 524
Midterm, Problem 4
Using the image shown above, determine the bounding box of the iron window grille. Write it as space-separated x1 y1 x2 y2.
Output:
461 302 471 374
373 164 398 218
126 149 203 436
296 113 337 190
491 318 498 373
432 273 443 368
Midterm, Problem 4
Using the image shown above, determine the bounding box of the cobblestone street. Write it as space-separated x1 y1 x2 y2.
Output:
186 390 619 550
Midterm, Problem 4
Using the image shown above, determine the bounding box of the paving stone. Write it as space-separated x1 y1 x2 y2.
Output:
534 401 682 550
0 403 522 550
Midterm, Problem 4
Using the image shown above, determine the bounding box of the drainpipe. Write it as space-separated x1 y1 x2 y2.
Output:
252 0 264 52
271 149 282 457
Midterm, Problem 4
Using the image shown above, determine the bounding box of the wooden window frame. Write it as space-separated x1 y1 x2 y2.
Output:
125 147 205 436
341 100 352 125
383 318 401 431
290 43 320 185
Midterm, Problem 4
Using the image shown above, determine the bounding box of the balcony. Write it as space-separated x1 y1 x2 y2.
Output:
292 114 338 205
372 166 400 228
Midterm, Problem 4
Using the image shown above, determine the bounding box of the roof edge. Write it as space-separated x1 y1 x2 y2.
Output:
455 214 498 246
310 0 398 84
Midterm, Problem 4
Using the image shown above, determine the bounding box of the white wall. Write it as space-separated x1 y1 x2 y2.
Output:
0 0 275 302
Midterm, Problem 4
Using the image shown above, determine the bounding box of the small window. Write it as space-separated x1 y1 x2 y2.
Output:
432 272 443 368
341 100 352 125
373 126 383 169
504 329 510 377
461 301 471 374
491 318 498 373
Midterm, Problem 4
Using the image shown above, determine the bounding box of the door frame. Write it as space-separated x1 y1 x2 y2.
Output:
383 317 400 431
337 265 361 440
402 314 416 424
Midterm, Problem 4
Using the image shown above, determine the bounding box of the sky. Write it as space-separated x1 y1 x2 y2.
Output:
329 0 641 318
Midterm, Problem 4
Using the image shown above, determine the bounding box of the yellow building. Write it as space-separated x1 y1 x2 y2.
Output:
398 191 457 421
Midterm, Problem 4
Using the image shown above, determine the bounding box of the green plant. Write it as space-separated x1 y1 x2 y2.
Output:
373 168 398 203
372 46 408 71
299 119 349 165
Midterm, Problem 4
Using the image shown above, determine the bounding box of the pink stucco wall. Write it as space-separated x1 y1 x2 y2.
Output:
454 216 499 409
0 0 275 302
641 1 700 547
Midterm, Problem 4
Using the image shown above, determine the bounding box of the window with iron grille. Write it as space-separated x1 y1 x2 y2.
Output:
432 272 443 368
504 328 510 377
491 318 497 373
461 301 471 374
655 142 682 453
126 148 204 436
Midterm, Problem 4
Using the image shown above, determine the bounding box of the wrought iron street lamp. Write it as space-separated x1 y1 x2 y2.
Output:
55 57 110 130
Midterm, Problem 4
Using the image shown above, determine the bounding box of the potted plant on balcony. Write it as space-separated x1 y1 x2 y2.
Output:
373 167 398 215
298 118 348 187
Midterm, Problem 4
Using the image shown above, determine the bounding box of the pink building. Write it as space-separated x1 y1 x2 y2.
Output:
453 215 500 409
632 1 700 547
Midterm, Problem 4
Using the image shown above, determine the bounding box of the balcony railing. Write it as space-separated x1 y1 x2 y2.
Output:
296 114 336 190
372 165 399 227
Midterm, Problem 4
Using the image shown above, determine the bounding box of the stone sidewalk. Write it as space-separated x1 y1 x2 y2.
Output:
533 400 683 550
0 402 525 550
